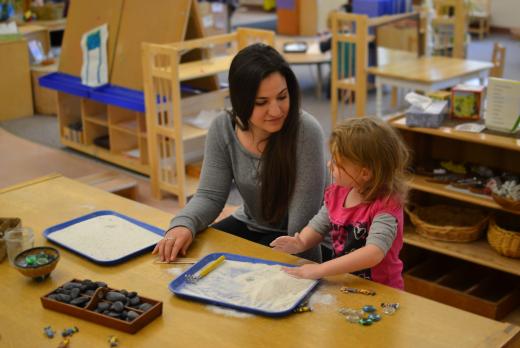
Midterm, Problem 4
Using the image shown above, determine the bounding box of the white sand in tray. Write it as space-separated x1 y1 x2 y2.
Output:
179 260 317 313
49 215 161 261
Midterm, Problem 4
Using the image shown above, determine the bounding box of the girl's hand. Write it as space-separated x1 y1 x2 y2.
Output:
282 264 323 279
270 233 306 254
152 226 193 261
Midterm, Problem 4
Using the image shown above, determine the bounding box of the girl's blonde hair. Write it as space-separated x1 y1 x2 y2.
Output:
330 117 410 203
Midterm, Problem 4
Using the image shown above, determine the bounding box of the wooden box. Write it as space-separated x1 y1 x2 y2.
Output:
277 0 300 35
41 279 163 333
450 84 485 120
402 247 520 320
18 25 51 57
0 39 33 120
0 218 22 262
31 63 58 115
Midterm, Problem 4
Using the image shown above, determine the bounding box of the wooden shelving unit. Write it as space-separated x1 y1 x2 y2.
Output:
142 28 275 206
390 115 520 322
404 226 520 277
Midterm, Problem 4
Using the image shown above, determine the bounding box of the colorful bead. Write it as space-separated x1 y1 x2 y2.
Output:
368 313 381 322
293 306 312 313
43 326 55 338
362 305 376 313
359 318 373 326
340 287 376 296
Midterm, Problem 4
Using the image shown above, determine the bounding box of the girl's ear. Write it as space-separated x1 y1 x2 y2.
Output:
360 167 372 182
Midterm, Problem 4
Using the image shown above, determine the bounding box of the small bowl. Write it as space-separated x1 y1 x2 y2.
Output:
14 247 60 281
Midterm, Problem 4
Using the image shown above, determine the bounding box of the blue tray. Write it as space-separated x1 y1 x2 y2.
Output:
169 252 319 316
43 210 163 265
39 72 91 98
90 84 146 112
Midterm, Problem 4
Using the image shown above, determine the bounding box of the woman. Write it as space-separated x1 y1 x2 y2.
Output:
153 43 327 262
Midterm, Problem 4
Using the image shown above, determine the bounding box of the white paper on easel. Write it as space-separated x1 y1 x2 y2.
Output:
80 24 108 87
484 78 520 133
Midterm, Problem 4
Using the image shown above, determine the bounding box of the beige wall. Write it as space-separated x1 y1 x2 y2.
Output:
491 0 520 28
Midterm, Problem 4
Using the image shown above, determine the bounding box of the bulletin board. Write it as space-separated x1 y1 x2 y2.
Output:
58 0 123 77
110 0 191 90
58 0 216 92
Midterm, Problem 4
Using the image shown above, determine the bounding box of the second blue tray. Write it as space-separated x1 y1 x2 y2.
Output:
44 210 163 265
169 252 319 316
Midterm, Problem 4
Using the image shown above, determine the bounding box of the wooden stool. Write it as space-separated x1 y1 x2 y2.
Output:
78 171 137 200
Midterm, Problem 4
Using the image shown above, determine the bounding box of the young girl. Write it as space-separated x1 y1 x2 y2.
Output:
270 117 410 289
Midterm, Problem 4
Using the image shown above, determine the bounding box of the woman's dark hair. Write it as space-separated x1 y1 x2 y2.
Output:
228 43 301 224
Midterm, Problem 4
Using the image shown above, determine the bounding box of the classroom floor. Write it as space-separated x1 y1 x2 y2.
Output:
1 8 519 214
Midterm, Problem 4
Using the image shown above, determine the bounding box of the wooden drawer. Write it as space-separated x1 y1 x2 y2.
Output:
402 246 520 320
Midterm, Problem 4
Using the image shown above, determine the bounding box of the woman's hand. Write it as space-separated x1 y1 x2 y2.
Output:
152 226 193 261
270 232 306 254
282 264 323 279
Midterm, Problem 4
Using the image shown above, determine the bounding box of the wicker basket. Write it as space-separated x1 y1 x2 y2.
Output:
492 193 520 212
487 215 520 258
31 3 65 20
405 205 489 242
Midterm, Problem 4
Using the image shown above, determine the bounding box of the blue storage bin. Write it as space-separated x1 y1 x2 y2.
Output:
90 84 145 113
39 72 214 114
352 0 391 17
39 72 91 98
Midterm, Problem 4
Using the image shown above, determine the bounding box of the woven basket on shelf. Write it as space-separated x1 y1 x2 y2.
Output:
31 3 65 20
492 193 520 212
487 215 520 258
405 205 489 242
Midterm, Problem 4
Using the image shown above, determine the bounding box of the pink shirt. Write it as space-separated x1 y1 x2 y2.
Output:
325 184 404 289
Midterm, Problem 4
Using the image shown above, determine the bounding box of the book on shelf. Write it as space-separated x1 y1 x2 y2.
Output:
484 78 520 133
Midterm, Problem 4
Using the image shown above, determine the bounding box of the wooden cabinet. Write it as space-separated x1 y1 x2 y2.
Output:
390 115 520 323
142 28 274 206
0 39 33 120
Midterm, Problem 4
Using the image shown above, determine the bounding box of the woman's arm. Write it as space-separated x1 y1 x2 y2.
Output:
287 112 328 262
156 115 234 260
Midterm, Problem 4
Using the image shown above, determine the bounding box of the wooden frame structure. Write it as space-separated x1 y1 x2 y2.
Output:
468 0 491 39
142 28 274 205
330 12 370 127
490 42 506 78
431 0 468 58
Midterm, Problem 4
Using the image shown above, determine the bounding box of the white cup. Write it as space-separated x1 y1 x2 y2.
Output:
5 227 35 266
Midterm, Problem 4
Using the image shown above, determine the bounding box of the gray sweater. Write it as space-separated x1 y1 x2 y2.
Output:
169 110 327 261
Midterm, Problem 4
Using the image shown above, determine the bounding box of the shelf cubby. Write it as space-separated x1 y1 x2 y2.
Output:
402 244 520 320
82 99 108 125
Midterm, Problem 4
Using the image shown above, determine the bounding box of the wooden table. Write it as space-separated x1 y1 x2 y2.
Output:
367 56 494 118
1 174 519 347
275 36 331 99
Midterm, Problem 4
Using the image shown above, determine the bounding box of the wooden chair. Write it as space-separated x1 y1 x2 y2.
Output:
468 0 490 40
431 0 468 58
490 43 506 78
330 12 369 127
